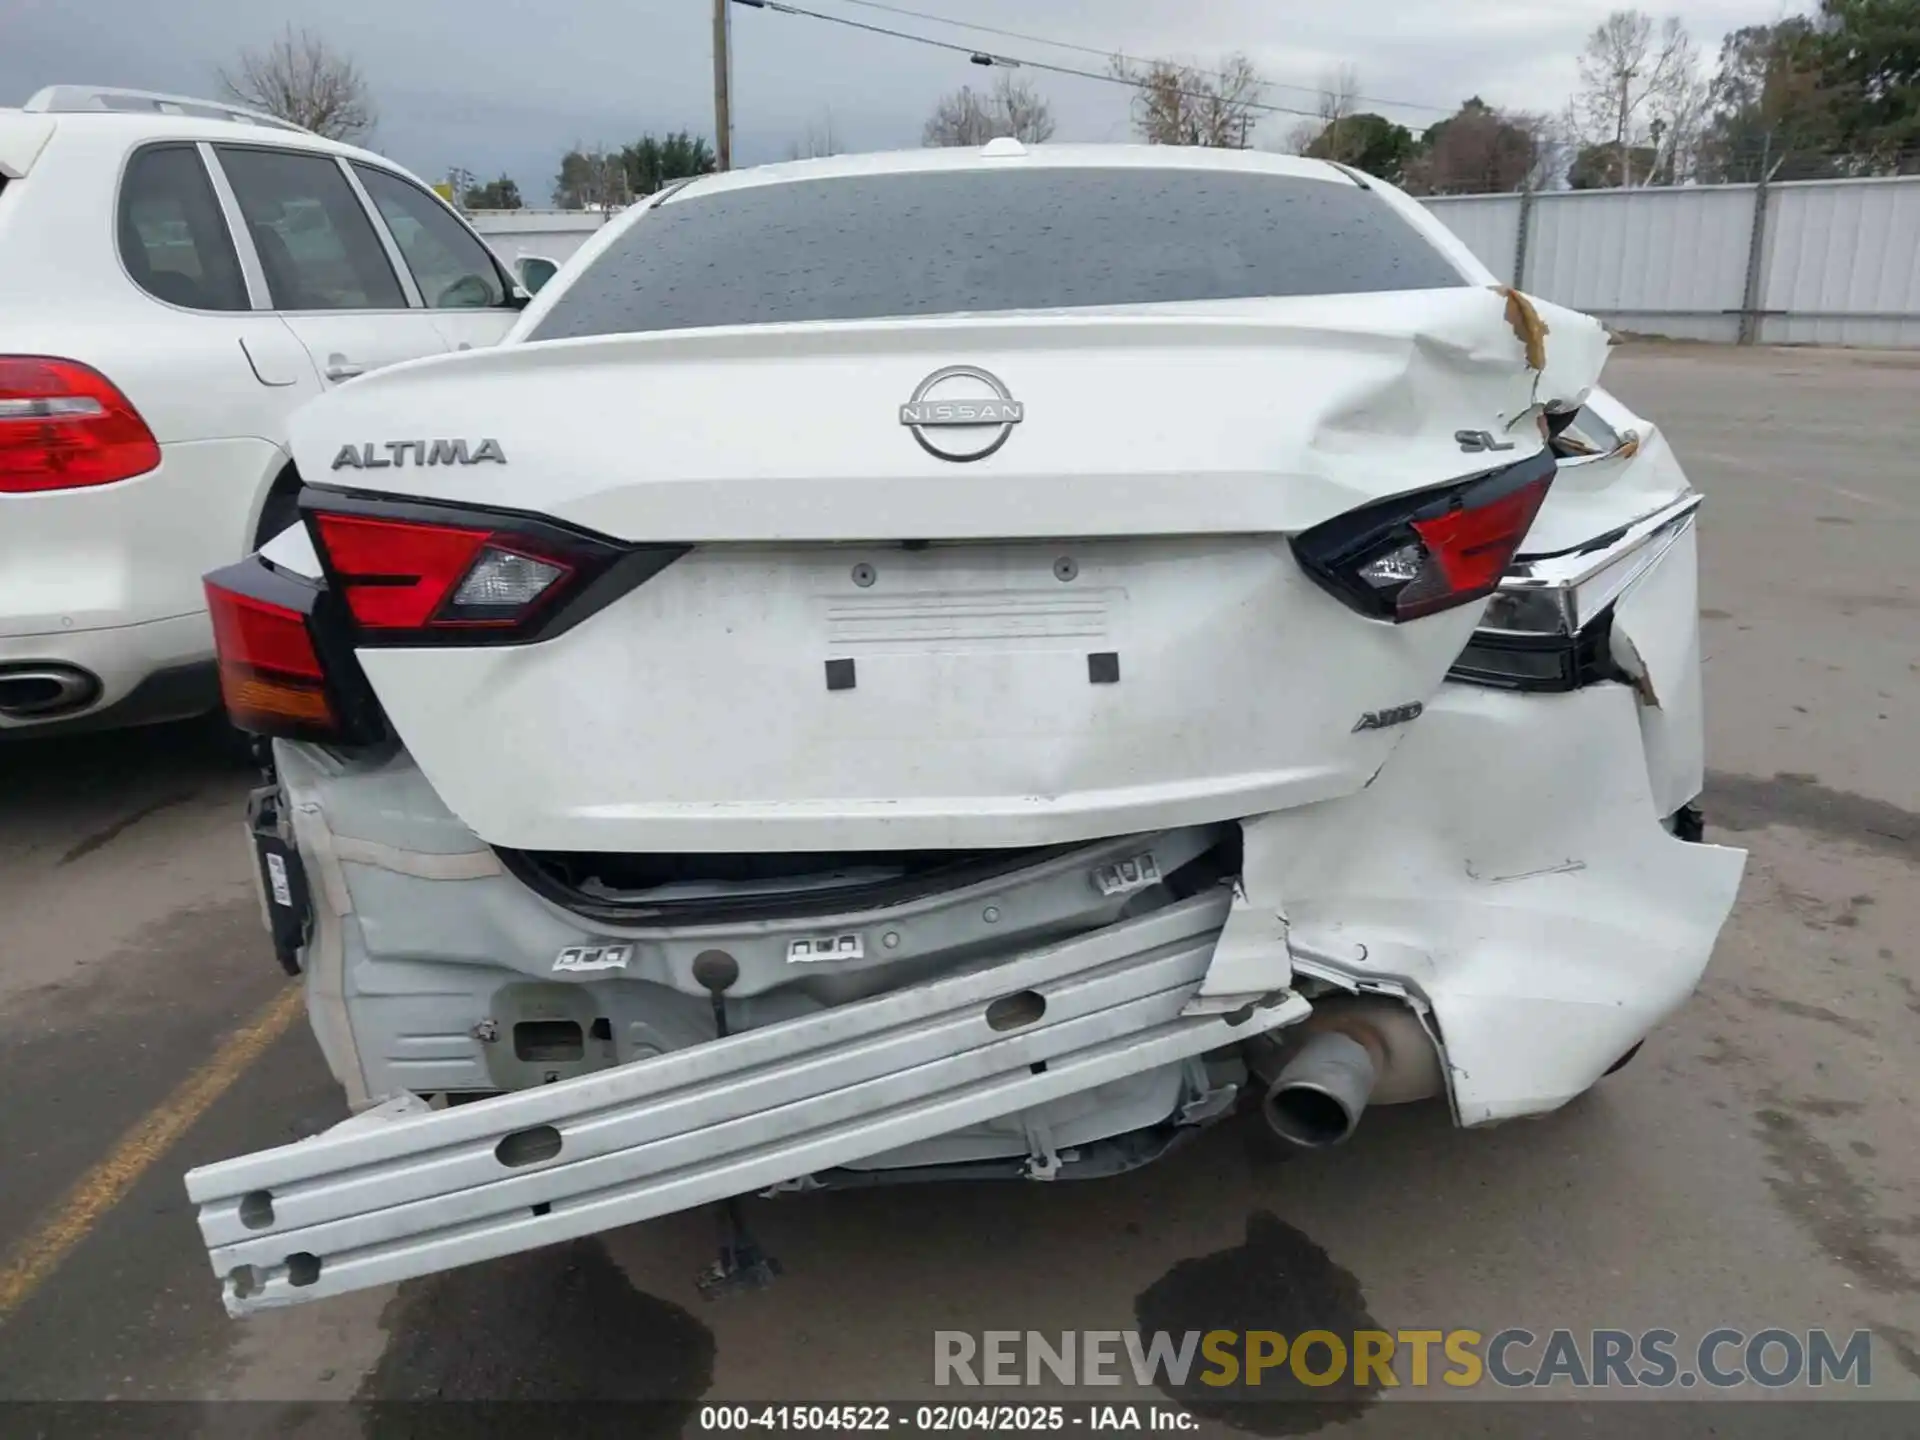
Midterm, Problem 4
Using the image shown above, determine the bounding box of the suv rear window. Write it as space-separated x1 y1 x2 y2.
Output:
531 167 1465 341
117 145 249 311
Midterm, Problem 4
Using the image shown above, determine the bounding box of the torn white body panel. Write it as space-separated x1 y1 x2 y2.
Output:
1219 681 1743 1125
1612 521 1707 818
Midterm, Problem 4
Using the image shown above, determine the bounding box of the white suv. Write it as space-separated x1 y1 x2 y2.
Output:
0 86 524 735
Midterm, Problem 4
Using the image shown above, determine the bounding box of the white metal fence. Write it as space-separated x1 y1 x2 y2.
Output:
1424 175 1920 349
471 210 608 267
475 174 1920 349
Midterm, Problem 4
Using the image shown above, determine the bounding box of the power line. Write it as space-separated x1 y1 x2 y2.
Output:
731 0 1329 121
825 0 1457 115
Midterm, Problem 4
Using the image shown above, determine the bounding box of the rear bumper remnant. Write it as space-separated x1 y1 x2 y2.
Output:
186 891 1306 1315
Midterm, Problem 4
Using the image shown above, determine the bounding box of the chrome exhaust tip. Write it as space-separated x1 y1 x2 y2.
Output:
0 665 102 719
1262 1030 1378 1149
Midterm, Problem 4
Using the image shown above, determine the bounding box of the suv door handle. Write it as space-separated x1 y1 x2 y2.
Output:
323 354 367 382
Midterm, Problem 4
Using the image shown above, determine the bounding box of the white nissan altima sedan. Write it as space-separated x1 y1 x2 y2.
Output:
182 140 1746 1315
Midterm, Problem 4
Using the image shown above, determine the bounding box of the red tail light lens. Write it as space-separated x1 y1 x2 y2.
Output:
0 356 161 493
311 512 579 632
205 575 338 737
1292 453 1554 623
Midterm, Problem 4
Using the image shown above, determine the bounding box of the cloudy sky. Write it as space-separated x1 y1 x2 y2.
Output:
5 0 1787 199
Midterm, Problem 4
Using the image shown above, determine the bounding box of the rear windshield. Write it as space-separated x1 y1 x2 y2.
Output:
530 167 1466 341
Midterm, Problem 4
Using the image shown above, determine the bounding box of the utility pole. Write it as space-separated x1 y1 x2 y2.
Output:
713 0 733 171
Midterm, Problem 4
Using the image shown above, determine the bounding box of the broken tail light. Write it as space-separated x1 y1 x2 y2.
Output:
1292 450 1554 623
0 356 161 493
204 559 382 742
1446 491 1702 693
301 491 683 646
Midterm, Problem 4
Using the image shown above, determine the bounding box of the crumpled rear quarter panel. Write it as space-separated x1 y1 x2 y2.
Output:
1225 680 1745 1125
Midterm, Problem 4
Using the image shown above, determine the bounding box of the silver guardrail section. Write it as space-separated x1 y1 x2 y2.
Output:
187 891 1307 1314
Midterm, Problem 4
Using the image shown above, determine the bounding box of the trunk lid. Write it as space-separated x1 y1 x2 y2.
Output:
290 288 1609 853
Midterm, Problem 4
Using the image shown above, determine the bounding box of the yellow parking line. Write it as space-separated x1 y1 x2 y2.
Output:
0 983 305 1324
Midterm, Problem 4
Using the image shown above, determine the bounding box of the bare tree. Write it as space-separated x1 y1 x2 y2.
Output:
923 87 994 147
1287 64 1361 156
1571 11 1700 187
922 73 1056 147
1649 61 1711 182
993 73 1056 144
552 145 631 210
219 26 376 141
1112 52 1264 148
786 108 840 161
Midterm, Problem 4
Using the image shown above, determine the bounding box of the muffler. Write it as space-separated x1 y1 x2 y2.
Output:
1262 1031 1377 1148
0 664 100 719
1254 997 1444 1149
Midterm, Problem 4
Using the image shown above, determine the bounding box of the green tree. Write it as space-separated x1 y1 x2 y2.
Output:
618 132 718 196
1817 0 1920 172
552 147 629 209
1700 20 1842 180
1302 112 1419 182
463 173 522 209
1401 98 1545 193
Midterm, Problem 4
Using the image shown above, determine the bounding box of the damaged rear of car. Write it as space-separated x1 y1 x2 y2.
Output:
185 146 1745 1315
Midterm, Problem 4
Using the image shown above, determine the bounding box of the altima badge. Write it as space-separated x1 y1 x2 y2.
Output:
331 439 506 470
899 366 1023 462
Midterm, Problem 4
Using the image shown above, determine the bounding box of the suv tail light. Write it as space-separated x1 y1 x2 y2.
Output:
0 356 161 493
1292 451 1554 623
302 491 683 646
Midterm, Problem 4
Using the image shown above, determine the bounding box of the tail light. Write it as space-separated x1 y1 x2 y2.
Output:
0 356 161 493
303 492 682 646
1292 451 1554 623
204 559 382 742
1447 491 1702 693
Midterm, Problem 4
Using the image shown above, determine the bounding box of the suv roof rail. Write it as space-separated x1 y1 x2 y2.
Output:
22 85 313 136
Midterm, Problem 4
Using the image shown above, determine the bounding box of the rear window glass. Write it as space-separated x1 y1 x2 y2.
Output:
531 168 1465 341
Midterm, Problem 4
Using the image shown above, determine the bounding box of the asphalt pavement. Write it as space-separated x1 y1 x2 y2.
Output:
0 343 1915 1437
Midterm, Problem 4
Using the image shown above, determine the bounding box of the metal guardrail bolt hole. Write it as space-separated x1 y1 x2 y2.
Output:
824 658 856 692
238 1190 276 1230
285 1252 322 1288
531 1201 552 1216
496 1123 565 1168
882 930 900 949
986 989 1047 1032
982 906 1001 924
1054 556 1078 582
851 562 876 588
229 1265 264 1300
1087 651 1120 684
